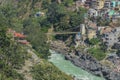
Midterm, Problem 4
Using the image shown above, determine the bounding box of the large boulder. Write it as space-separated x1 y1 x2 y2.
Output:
65 55 71 60
112 43 120 49
75 51 82 57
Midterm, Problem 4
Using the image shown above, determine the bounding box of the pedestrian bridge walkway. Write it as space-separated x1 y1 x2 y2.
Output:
46 32 80 35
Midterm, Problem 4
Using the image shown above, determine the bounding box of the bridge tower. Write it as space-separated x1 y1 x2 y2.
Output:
80 24 87 46
80 24 86 35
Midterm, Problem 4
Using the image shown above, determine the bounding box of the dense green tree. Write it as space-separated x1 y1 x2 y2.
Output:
70 13 81 27
41 0 51 9
58 15 70 31
23 18 50 59
0 27 10 48
0 27 25 80
63 0 74 6
47 2 66 25
69 7 87 27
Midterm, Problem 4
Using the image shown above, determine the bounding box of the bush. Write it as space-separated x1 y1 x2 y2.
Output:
88 48 106 61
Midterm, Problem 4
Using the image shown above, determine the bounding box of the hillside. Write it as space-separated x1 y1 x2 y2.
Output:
0 0 76 80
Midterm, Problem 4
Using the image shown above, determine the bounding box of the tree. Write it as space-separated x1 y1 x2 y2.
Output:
41 0 51 9
0 27 25 80
23 19 50 59
70 13 83 27
69 7 87 27
58 15 70 31
0 27 11 50
63 0 74 6
47 2 66 25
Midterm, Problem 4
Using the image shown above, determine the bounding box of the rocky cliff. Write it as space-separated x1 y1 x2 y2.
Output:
50 41 120 80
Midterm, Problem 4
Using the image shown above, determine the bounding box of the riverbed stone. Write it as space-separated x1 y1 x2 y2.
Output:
50 41 120 80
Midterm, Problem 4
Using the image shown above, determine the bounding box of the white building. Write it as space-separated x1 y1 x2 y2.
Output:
88 8 98 17
79 0 86 3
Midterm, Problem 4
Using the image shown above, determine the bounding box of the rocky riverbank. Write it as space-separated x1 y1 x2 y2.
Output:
65 51 120 80
50 41 70 54
50 41 120 80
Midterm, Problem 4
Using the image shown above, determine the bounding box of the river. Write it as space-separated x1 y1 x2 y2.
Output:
49 50 105 80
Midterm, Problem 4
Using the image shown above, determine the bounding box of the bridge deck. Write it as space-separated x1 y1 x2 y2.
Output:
46 32 80 35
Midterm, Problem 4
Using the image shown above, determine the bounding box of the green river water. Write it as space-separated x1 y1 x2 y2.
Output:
49 50 105 80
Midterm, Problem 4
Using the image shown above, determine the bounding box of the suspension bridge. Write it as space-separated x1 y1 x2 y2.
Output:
46 32 80 35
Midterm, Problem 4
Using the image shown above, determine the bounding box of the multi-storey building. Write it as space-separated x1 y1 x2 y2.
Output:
85 0 105 9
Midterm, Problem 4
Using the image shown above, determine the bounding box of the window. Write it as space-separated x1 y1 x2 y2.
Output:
106 38 109 40
105 34 108 37
110 3 114 7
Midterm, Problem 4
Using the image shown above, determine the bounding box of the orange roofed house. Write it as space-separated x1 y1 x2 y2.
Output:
14 32 26 38
14 32 29 44
8 29 29 45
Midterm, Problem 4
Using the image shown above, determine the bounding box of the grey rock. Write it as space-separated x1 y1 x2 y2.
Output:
65 51 120 80
109 72 120 80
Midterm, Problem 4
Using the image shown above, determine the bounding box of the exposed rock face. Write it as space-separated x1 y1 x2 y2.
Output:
65 51 120 80
50 41 70 54
50 41 120 80
112 43 120 50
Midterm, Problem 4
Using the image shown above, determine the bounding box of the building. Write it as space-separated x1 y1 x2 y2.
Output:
35 11 44 17
102 27 120 48
87 29 96 39
88 8 98 17
84 0 92 8
7 29 29 45
14 32 26 38
112 13 120 22
90 0 98 9
75 0 85 10
104 0 120 9
87 21 97 30
97 0 105 9
79 0 87 3
85 0 105 9
104 0 111 8
100 27 112 34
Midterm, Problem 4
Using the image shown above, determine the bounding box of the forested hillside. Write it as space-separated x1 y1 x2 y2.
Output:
0 0 87 80
0 0 87 53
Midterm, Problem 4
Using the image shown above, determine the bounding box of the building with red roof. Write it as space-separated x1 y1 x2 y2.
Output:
7 28 29 45
14 32 26 38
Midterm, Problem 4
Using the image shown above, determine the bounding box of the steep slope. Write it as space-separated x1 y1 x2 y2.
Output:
0 0 78 80
16 45 41 80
